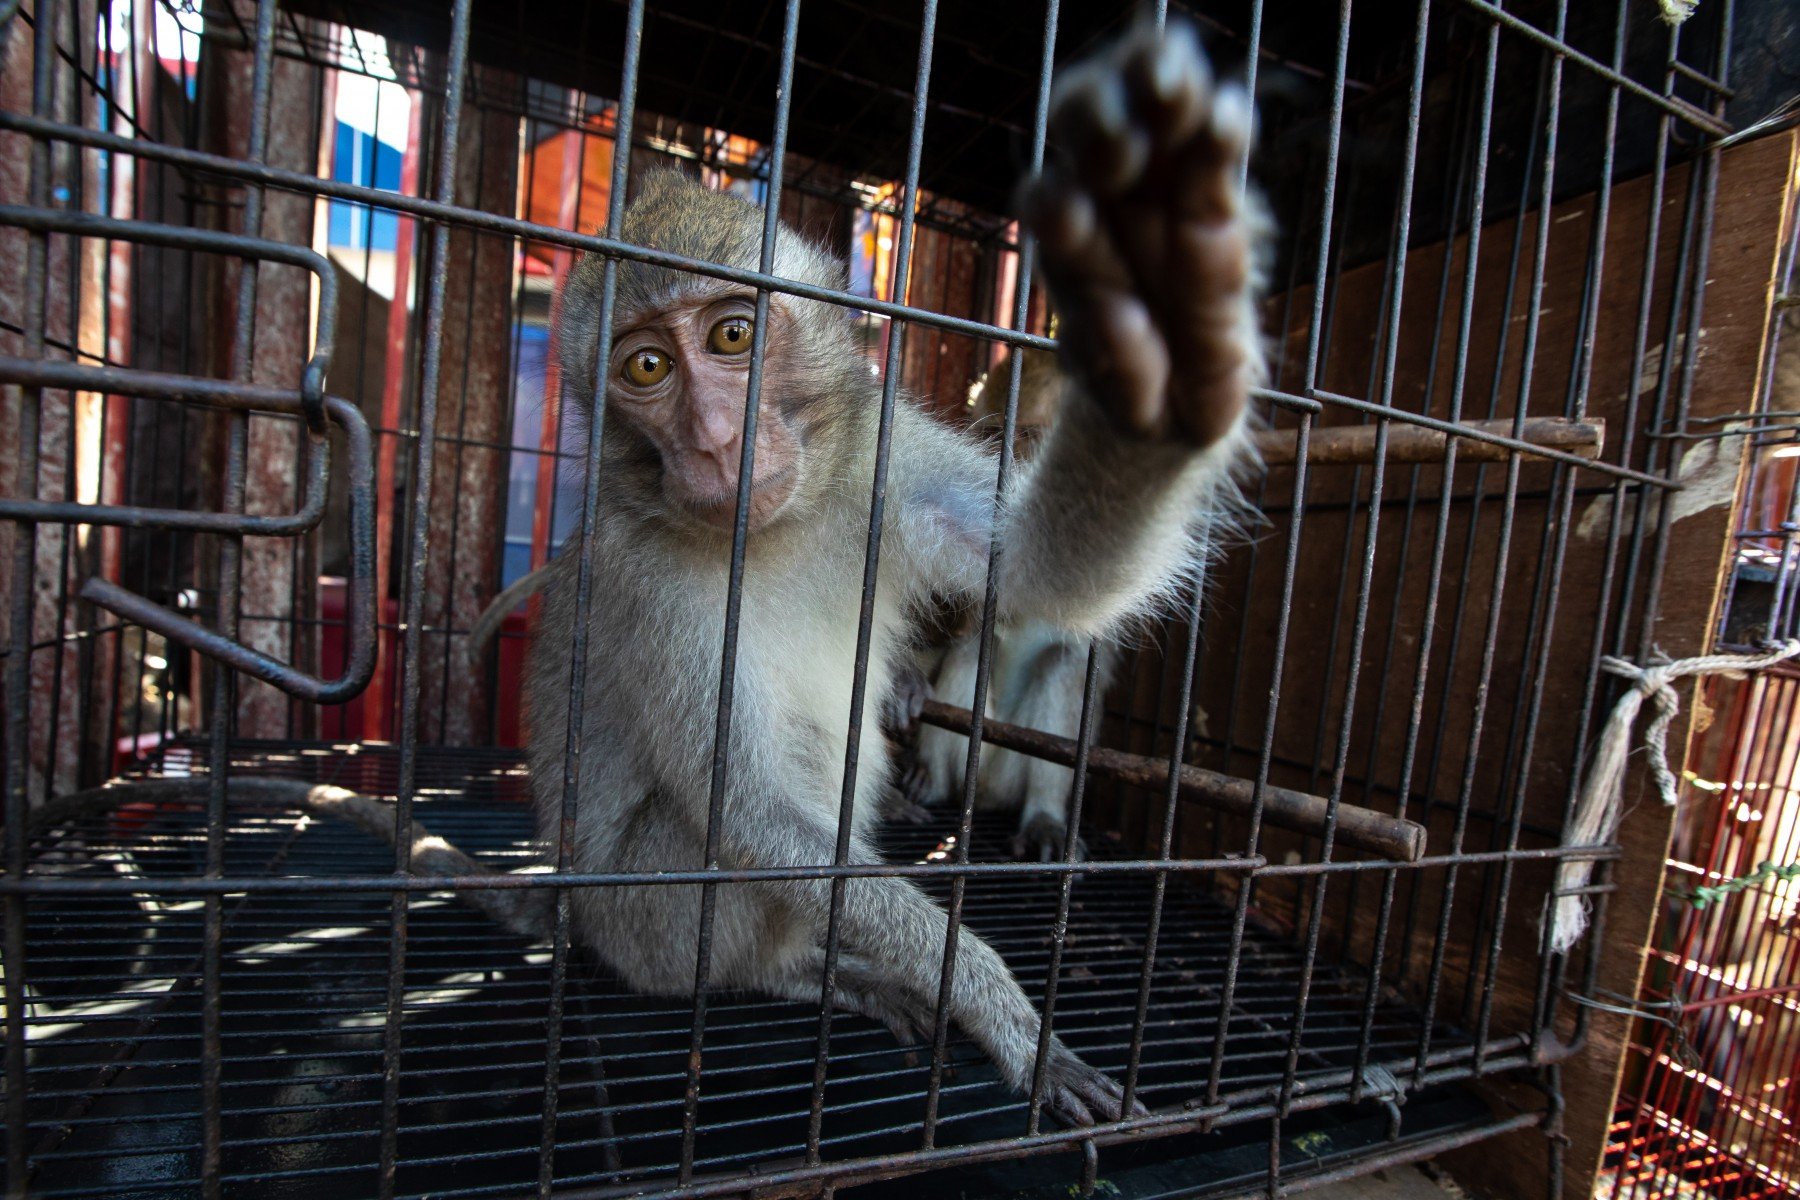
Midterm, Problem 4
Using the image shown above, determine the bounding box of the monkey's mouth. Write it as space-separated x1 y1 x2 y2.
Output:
677 469 797 532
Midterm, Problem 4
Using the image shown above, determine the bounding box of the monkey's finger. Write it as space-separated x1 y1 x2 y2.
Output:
1049 61 1150 196
1017 176 1104 273
1169 82 1253 225
1121 19 1211 149
1069 292 1172 438
1048 1086 1097 1128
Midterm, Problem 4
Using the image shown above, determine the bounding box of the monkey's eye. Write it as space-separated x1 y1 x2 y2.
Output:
707 316 755 355
623 348 672 387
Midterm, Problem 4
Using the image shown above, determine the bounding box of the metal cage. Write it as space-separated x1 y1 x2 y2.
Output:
0 0 1775 1197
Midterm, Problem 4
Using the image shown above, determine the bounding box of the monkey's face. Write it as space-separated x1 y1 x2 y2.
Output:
607 288 805 534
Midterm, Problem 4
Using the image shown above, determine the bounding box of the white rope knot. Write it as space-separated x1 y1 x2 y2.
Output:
1549 639 1800 955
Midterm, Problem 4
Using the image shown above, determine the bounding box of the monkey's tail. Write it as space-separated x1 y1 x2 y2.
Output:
18 778 554 940
466 563 558 667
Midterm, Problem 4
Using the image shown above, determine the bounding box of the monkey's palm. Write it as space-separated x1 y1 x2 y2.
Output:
1021 23 1254 449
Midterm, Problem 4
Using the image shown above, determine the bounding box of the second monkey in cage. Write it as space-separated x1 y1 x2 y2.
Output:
908 346 1127 864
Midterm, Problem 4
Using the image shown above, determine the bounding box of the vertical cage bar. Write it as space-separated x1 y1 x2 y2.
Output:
675 0 804 1177
1024 643 1103 1134
201 3 281 1192
540 6 646 1194
1417 0 1570 1084
3 1 59 1192
805 0 930 1161
376 0 476 1193
921 0 1058 1149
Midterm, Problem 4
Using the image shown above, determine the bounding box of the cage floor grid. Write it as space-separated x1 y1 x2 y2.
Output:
16 742 1480 1198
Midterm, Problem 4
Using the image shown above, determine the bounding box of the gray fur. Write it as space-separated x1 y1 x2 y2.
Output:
527 131 1259 1121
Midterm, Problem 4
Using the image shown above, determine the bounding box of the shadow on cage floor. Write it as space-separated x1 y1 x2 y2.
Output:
16 741 1486 1199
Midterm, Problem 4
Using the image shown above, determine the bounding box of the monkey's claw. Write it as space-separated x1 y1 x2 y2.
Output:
1042 1045 1144 1127
882 662 931 740
1019 18 1255 449
1010 813 1088 865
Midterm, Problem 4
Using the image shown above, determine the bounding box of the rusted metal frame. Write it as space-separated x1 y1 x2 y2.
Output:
1300 186 1393 812
921 0 1056 1150
0 360 377 702
77 392 375 704
1277 0 1431 1127
1200 248 1325 1123
0 358 327 532
2 0 61 1191
538 5 646 1192
917 700 1424 862
1394 42 1548 1000
376 0 476 1192
1346 14 1497 1072
1023 644 1103 1135
1418 0 1574 1098
1337 50 1484 1026
1554 13 1729 1062
0 204 334 432
191 1 284 1192
1218 83 1309 843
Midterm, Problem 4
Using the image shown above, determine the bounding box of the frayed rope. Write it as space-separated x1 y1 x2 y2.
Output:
1549 638 1800 955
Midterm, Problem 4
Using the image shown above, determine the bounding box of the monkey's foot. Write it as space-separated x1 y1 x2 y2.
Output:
1042 1045 1145 1127
1019 19 1255 448
1009 812 1088 866
882 661 930 740
899 760 940 812
882 782 937 827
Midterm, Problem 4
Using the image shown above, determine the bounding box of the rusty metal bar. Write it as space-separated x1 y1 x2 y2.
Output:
1254 416 1604 466
918 700 1426 862
74 395 377 705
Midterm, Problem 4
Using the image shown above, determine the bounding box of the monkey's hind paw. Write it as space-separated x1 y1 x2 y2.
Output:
1010 813 1088 867
1019 18 1256 449
882 782 937 827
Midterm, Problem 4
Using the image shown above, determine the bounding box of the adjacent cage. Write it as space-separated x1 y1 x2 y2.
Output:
0 1 1787 1198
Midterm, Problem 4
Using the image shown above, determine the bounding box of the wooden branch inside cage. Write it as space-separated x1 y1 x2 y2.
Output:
1254 416 1605 466
918 700 1427 863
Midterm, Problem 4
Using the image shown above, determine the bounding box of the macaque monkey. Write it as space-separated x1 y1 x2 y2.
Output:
910 347 1126 863
42 22 1263 1128
525 20 1261 1126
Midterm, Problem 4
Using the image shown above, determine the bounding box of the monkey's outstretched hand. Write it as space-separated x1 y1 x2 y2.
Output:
1019 20 1253 449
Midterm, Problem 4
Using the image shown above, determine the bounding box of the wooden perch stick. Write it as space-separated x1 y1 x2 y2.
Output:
1254 416 1605 466
918 700 1427 864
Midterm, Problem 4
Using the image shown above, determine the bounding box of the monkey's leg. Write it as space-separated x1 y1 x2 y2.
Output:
914 632 985 804
1019 19 1257 449
724 807 1138 1125
770 948 935 1049
1002 635 1097 864
26 779 554 939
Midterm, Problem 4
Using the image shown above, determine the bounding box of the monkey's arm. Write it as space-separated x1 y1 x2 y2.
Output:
890 24 1261 641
